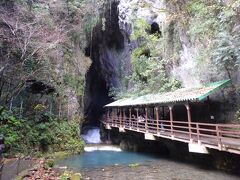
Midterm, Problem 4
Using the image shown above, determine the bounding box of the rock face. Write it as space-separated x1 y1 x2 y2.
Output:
84 0 240 126
84 0 169 126
84 1 132 126
118 0 167 30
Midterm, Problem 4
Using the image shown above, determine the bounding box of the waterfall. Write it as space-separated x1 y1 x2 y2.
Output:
84 145 122 152
81 127 122 152
82 128 102 144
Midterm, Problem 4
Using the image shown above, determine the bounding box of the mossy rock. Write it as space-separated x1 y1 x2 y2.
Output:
45 158 54 168
71 173 82 180
129 163 140 168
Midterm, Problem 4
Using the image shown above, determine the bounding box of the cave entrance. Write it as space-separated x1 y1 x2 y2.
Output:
82 0 128 137
150 22 161 37
84 64 112 128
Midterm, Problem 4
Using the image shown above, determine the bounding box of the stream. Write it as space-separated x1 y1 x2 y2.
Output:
56 144 239 180
55 128 240 180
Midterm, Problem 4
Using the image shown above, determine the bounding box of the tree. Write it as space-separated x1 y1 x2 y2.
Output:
0 3 67 104
212 27 240 79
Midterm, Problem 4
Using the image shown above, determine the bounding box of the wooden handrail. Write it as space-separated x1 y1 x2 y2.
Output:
104 116 240 153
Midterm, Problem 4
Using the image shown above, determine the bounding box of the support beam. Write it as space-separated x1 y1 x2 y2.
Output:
162 106 165 118
185 103 192 140
169 106 174 137
123 108 125 128
189 143 209 154
145 107 148 132
106 124 112 130
155 107 159 134
145 133 156 140
119 108 122 127
119 126 126 133
114 108 116 126
129 108 132 128
136 108 139 130
107 108 110 123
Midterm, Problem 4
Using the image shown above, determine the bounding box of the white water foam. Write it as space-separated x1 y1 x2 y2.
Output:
84 145 122 152
82 128 101 144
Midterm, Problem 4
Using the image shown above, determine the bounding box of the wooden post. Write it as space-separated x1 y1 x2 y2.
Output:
155 107 159 134
162 106 165 119
116 108 118 126
129 108 132 127
123 108 125 128
197 123 200 144
207 96 211 121
216 125 222 150
114 108 116 126
145 107 148 132
185 103 192 141
110 108 114 125
112 108 114 125
107 108 110 123
169 106 174 137
136 108 139 130
119 108 122 127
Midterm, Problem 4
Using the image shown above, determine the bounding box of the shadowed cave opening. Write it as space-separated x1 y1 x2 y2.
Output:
84 65 112 127
83 1 127 131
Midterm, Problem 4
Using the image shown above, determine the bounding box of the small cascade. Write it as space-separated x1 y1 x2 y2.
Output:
84 145 122 152
82 127 102 144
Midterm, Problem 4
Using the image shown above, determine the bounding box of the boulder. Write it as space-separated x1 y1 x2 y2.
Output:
71 173 82 180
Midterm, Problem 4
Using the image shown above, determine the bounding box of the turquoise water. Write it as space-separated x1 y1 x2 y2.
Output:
56 150 159 169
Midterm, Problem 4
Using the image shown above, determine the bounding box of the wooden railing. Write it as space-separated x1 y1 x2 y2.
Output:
103 116 240 154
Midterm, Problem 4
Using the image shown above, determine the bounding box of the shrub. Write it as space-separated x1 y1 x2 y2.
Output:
0 107 84 156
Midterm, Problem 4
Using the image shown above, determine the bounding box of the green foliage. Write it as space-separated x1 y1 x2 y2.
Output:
181 0 240 80
63 74 85 96
186 0 222 41
116 19 181 98
236 110 240 122
131 19 151 42
45 158 55 168
0 108 23 152
0 107 84 156
60 171 75 180
186 0 240 41
211 28 240 78
51 119 84 154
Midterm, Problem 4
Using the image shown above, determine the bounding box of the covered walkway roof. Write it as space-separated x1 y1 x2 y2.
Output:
105 79 231 107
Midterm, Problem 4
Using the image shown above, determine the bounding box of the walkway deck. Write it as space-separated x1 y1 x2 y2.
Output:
102 117 240 154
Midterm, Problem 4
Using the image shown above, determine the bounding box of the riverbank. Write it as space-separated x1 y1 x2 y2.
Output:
1 157 36 180
0 151 81 180
16 159 60 180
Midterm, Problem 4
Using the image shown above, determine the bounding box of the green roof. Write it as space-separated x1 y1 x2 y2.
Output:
105 79 231 107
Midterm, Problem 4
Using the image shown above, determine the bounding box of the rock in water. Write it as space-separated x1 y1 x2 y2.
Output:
71 173 82 180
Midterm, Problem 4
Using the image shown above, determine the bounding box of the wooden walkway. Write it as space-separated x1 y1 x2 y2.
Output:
102 117 240 154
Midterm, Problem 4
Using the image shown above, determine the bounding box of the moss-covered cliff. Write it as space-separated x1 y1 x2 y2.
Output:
0 0 104 155
111 0 240 122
